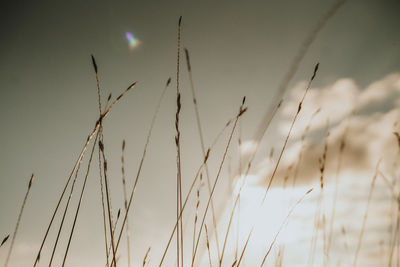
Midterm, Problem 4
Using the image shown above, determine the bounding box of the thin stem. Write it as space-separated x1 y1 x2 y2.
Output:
185 47 221 261
32 81 136 267
111 78 171 266
191 99 247 266
260 189 313 267
61 132 99 266
4 174 34 267
121 140 131 267
352 160 381 267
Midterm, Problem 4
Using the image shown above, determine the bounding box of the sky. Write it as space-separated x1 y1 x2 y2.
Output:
0 0 399 266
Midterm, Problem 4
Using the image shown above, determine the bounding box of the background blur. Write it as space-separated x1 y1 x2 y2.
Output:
0 0 399 266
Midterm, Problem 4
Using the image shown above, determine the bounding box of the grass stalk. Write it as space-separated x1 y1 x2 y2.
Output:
204 225 213 267
326 120 349 261
1 235 9 248
292 108 321 187
142 247 151 267
4 174 34 267
262 63 319 202
185 47 222 261
32 81 136 267
99 137 118 267
191 98 247 266
110 78 171 266
61 131 99 266
260 188 313 267
236 228 253 267
159 118 232 266
253 0 346 142
92 55 110 266
121 140 131 267
352 160 381 267
175 16 184 267
48 163 82 267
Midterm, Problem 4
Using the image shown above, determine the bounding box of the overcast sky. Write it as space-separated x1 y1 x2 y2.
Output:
0 0 399 266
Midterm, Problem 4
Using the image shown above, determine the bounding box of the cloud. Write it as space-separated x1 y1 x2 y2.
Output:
280 72 400 137
256 72 400 187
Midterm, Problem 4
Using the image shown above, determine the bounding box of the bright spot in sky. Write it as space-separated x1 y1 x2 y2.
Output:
125 32 141 51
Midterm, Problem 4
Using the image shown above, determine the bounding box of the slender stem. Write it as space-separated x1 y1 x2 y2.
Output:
111 78 170 266
48 163 81 267
352 160 381 267
4 174 34 267
260 189 313 267
61 132 99 266
159 118 231 266
121 140 132 267
191 100 247 266
100 137 117 267
237 228 253 267
185 47 221 261
32 81 136 267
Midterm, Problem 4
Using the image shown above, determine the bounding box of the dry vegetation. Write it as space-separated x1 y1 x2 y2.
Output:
1 3 400 267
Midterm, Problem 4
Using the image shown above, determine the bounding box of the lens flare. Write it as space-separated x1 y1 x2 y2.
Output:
125 32 141 51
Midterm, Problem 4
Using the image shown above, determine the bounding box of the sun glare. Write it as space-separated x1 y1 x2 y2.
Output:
125 32 141 51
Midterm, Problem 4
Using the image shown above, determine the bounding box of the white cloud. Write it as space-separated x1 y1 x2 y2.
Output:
280 73 400 138
205 73 400 267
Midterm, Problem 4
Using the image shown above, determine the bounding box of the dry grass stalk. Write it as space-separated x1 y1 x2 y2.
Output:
106 209 122 265
220 205 236 265
159 118 231 266
1 235 9 248
92 54 111 267
292 108 321 187
274 246 284 267
33 81 136 267
221 64 318 267
282 163 293 188
192 176 201 261
92 57 118 267
175 16 184 267
220 193 240 266
99 136 110 267
142 247 151 267
352 160 381 267
308 121 329 267
111 77 171 266
263 63 319 202
91 55 102 115
99 138 118 267
260 188 313 267
185 47 221 261
159 152 210 266
341 226 349 252
321 124 330 267
326 119 350 260
191 98 247 266
218 98 278 266
61 131 100 267
204 224 213 267
121 140 131 267
4 174 34 267
220 63 318 267
236 228 253 267
235 196 241 264
378 170 397 200
48 162 82 267
253 0 346 143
